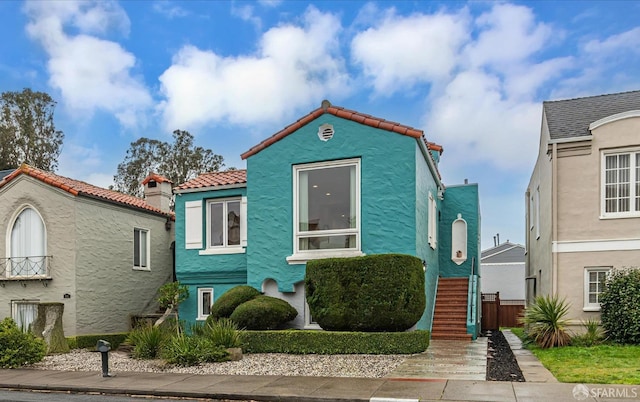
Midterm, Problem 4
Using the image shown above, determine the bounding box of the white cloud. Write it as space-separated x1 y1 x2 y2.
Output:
465 3 552 70
152 1 189 19
24 0 151 128
158 6 350 130
57 142 115 188
231 4 262 31
427 70 541 171
351 10 470 93
584 27 640 56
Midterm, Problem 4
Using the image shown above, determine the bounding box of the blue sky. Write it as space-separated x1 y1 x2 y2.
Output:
1 0 639 250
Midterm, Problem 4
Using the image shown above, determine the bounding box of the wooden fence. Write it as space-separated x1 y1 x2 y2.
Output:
481 292 525 331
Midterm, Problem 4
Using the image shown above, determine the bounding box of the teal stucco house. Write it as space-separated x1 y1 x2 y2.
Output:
174 101 481 340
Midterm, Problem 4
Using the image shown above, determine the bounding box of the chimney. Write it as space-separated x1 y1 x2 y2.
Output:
142 173 173 212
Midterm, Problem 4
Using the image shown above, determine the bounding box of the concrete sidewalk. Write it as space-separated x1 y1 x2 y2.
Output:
0 368 638 401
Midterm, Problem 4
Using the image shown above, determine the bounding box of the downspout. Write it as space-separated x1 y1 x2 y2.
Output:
551 142 558 295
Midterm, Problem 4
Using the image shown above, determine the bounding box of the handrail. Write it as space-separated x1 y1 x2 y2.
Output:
0 256 52 279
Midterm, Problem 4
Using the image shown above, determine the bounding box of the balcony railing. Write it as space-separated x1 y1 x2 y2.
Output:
0 256 52 280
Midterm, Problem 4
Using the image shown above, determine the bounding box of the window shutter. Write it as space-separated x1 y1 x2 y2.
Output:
185 201 202 249
240 196 247 247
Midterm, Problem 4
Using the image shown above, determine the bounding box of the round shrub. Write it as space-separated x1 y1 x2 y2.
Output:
305 254 426 331
210 285 261 320
229 295 297 330
600 267 640 344
0 318 47 368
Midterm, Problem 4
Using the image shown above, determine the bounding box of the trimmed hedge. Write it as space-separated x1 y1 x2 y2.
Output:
230 295 297 330
242 329 429 354
210 285 261 320
305 254 426 331
66 333 129 350
600 267 640 344
0 318 47 368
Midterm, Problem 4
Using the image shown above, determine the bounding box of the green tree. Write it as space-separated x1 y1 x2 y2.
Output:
113 129 224 197
0 88 64 171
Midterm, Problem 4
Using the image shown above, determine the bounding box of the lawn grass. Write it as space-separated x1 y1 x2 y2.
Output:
507 327 640 384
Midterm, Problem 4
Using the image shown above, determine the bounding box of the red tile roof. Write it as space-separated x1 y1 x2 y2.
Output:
142 173 172 185
0 164 173 218
241 103 429 160
175 169 247 191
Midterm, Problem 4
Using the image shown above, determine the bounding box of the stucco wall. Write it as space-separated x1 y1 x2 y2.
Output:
0 177 78 336
438 184 480 278
557 116 640 241
414 144 439 330
526 112 553 303
175 188 247 322
74 197 174 335
246 115 418 292
557 250 640 328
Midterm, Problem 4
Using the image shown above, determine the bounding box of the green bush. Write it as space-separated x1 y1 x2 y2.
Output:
127 324 170 359
521 295 571 348
600 268 640 344
66 333 129 350
162 334 229 366
210 285 261 320
0 318 47 368
230 295 297 330
242 329 429 354
305 254 425 331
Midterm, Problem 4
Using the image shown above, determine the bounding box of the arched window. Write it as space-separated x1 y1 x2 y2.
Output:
9 207 46 277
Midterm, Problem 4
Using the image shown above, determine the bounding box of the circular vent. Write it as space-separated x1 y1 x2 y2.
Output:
318 123 334 141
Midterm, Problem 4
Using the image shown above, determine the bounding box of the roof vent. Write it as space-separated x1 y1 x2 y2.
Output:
318 123 334 142
321 99 331 111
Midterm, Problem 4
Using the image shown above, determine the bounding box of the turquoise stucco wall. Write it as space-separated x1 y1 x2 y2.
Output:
414 144 440 330
246 114 418 293
438 184 481 278
175 187 248 322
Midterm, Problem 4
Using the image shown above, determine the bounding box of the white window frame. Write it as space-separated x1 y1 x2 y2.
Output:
583 267 610 311
601 148 640 218
428 192 437 249
197 288 213 320
133 228 150 270
6 205 48 278
11 300 39 332
201 197 246 255
287 158 364 265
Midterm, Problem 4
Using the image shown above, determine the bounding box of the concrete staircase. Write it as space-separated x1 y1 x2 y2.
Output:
431 277 472 340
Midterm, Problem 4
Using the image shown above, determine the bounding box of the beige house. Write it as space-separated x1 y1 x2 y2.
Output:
0 165 174 336
526 90 640 329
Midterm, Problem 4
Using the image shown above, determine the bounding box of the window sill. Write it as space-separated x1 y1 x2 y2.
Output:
286 250 365 265
0 276 52 281
599 213 640 220
583 306 601 312
133 267 151 272
199 247 246 256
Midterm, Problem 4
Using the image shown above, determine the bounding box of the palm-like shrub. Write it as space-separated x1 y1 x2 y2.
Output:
162 334 229 366
571 318 605 347
127 324 170 359
521 295 571 348
205 317 243 348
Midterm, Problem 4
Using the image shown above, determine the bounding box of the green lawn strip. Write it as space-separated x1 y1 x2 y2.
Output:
506 328 640 384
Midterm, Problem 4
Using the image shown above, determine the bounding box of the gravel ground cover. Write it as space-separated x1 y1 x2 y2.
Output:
31 349 407 378
486 330 525 381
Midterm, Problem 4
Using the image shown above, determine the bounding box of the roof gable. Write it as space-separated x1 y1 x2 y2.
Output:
175 169 247 192
543 90 640 140
481 242 525 264
0 164 173 218
241 101 439 160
